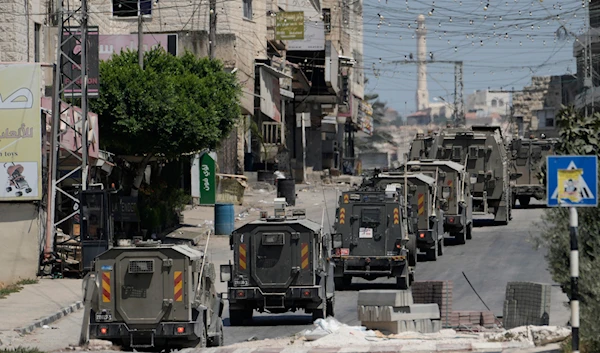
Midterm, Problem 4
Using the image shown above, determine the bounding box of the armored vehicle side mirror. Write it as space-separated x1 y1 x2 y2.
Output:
220 264 232 282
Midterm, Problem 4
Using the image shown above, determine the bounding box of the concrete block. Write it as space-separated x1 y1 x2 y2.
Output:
357 290 413 307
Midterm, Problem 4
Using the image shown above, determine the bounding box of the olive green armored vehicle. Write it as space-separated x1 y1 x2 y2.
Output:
80 241 224 350
429 126 512 225
508 135 558 206
222 206 335 324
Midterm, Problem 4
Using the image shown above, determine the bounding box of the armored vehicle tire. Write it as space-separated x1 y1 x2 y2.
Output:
437 238 444 256
312 302 327 321
466 223 473 240
208 317 224 347
326 297 335 317
407 233 417 267
454 230 466 245
518 196 530 206
334 276 352 290
396 275 409 290
426 240 438 261
229 308 252 326
179 324 207 348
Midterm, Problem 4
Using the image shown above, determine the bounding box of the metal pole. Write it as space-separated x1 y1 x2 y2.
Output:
301 113 307 183
138 0 143 69
81 0 89 190
569 207 580 353
209 0 217 59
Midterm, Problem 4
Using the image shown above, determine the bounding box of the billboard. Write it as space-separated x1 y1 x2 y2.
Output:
98 34 177 61
276 12 304 40
0 64 42 201
61 26 100 98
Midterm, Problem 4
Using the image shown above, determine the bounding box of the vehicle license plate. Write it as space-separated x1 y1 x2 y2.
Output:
95 314 112 321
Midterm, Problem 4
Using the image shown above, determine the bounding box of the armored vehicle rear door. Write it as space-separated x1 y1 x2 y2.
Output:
349 202 399 257
113 251 170 325
249 226 313 289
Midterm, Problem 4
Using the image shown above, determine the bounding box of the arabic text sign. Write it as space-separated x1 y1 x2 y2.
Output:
0 64 42 201
276 12 304 40
98 34 175 61
199 153 216 205
547 155 598 207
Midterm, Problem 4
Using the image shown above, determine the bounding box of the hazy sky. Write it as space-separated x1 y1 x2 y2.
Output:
361 0 587 116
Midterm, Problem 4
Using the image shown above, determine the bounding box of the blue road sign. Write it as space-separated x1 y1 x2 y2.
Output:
547 155 598 207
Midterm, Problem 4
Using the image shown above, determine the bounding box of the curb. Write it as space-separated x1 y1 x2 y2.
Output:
184 341 539 353
14 301 83 334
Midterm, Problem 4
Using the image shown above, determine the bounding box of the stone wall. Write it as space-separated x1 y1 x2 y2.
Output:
512 76 552 134
0 203 41 287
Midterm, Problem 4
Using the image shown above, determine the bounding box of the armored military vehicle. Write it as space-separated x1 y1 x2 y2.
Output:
430 126 512 225
406 160 473 244
80 241 224 349
332 188 415 290
221 206 335 324
408 132 436 161
368 172 444 261
508 135 558 206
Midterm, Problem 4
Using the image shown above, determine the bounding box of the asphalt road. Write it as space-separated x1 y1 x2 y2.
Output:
3 187 570 351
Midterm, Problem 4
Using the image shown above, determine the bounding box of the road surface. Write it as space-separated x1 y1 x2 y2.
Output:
2 188 569 351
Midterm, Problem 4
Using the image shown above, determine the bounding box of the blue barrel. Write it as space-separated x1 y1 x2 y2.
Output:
214 203 235 235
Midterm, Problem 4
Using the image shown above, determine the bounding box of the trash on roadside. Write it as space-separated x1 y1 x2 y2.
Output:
302 317 371 342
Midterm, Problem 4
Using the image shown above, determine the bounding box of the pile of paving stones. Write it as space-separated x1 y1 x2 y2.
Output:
503 282 552 329
357 289 443 334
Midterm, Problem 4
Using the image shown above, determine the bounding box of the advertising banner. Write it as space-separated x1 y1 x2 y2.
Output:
61 26 100 98
0 63 42 201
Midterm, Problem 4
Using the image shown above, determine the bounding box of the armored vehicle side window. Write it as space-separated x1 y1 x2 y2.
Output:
262 233 285 246
452 146 462 161
361 208 381 225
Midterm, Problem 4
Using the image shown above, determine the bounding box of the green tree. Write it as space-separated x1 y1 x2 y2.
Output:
532 105 600 351
90 48 241 196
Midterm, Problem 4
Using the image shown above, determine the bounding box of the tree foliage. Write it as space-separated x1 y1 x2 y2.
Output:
91 47 242 158
532 105 600 350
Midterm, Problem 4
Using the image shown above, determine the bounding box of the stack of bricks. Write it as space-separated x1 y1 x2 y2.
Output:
357 289 442 334
411 281 453 327
503 282 552 329
448 311 496 328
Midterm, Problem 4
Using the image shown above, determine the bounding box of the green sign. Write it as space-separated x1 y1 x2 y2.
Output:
200 153 216 205
276 11 305 41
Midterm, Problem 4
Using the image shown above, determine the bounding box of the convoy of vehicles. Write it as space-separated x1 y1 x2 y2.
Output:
77 124 557 349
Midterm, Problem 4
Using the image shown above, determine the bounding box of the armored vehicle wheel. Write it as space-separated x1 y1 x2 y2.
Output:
180 323 207 348
334 276 351 290
312 302 327 321
229 308 252 326
466 223 473 240
437 238 444 256
454 230 466 245
518 196 530 207
426 240 438 261
396 275 409 290
326 297 335 317
407 233 417 267
208 317 224 347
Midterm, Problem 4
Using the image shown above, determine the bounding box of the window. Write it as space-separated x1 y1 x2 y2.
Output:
491 99 497 107
323 8 331 33
112 0 152 17
34 23 41 62
243 0 253 20
498 99 504 106
261 121 281 144
537 109 555 128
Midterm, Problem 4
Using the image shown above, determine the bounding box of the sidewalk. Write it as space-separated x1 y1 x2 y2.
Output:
0 278 83 334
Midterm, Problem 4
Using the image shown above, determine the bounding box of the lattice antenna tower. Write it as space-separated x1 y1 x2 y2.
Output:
43 0 90 268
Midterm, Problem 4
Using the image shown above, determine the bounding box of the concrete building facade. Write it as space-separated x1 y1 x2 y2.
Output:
466 90 511 117
512 75 577 137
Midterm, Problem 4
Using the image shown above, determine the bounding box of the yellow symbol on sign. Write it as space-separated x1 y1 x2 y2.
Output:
558 169 584 203
339 208 346 224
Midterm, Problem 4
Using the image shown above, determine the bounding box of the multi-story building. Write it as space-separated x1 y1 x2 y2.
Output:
512 75 577 137
573 0 600 112
466 89 511 118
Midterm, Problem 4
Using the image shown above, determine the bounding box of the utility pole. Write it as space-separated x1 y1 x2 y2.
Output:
81 0 89 190
138 0 144 68
209 0 217 59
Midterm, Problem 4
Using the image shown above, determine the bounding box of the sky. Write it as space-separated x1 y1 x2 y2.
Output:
360 0 588 116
